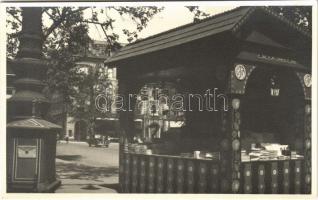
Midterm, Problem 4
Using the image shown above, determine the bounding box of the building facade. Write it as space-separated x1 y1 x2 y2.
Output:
64 40 118 141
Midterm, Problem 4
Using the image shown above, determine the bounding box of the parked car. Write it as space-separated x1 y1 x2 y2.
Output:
86 135 110 147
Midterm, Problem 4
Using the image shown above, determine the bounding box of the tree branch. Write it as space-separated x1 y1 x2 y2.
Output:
43 7 89 40
100 25 112 47
7 10 22 24
44 9 57 23
83 20 106 26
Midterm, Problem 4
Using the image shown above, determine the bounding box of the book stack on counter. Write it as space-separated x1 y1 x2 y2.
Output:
241 150 250 162
291 151 304 159
181 151 221 160
241 143 304 161
249 147 262 161
134 144 148 154
204 152 221 160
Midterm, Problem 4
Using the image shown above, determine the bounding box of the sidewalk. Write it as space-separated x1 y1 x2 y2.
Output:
55 158 119 193
54 142 119 193
55 178 119 193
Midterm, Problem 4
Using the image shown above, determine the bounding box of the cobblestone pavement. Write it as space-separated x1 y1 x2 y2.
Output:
55 141 119 193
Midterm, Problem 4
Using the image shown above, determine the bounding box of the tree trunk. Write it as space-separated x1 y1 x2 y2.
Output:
88 81 96 147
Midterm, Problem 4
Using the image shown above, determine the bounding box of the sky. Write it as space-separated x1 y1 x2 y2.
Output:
85 6 237 43
6 6 237 47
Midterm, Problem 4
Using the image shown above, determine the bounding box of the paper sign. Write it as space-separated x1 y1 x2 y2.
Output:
17 146 37 158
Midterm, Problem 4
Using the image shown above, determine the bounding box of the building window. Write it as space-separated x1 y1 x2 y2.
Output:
68 130 73 137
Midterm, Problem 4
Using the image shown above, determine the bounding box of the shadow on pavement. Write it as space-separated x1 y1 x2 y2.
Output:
81 184 101 190
56 155 82 161
56 162 119 181
99 183 120 192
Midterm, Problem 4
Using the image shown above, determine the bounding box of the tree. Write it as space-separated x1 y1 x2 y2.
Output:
270 6 312 32
7 6 163 142
68 62 112 146
6 6 210 144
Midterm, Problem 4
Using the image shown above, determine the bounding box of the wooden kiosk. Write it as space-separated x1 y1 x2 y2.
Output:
106 7 311 194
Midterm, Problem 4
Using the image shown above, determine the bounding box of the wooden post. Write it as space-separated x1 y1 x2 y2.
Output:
230 97 242 193
220 108 231 193
117 77 139 193
117 80 127 193
226 63 255 193
166 158 174 193
220 95 242 193
304 102 311 193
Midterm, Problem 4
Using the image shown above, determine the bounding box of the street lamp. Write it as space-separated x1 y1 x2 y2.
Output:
270 75 280 97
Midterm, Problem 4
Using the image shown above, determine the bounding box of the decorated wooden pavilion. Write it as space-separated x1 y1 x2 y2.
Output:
105 6 311 194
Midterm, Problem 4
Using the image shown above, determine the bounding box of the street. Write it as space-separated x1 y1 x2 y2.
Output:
55 141 119 193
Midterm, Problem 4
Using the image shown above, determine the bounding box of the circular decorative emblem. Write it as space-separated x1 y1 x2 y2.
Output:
305 104 311 114
304 74 311 87
232 180 240 192
233 122 240 131
273 170 277 175
246 171 250 177
232 131 238 138
305 174 311 184
259 170 264 176
232 98 240 110
232 139 240 151
305 139 311 149
235 112 241 119
235 64 247 80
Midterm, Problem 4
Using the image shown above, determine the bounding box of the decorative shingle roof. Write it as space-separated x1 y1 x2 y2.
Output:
106 6 310 64
7 118 61 130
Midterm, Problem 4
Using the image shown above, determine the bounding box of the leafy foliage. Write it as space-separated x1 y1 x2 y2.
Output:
270 6 312 32
6 6 164 142
6 6 211 141
185 6 210 23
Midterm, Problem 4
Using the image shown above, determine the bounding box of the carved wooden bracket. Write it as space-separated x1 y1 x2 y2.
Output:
296 72 311 100
228 63 256 94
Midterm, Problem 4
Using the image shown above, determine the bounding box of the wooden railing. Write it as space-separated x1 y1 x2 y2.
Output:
241 159 304 194
120 152 304 193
